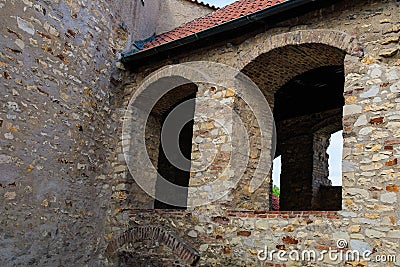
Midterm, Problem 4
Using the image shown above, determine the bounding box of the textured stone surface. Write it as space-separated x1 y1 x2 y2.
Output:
113 0 400 265
0 0 128 265
2 0 400 266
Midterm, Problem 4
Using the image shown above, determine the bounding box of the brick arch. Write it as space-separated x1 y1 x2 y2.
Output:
106 226 200 266
236 30 364 103
236 29 364 71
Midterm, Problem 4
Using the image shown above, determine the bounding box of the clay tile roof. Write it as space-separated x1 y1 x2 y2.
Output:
184 0 218 10
143 0 284 50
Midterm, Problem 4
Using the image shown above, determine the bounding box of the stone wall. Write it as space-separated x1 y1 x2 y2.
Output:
0 0 127 265
156 0 215 35
111 0 214 51
112 0 400 266
110 0 160 41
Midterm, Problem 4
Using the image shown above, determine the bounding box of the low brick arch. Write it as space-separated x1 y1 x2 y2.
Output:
106 226 200 266
236 29 364 71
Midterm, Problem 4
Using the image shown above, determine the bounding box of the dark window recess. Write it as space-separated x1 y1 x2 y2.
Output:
274 65 344 211
151 83 197 209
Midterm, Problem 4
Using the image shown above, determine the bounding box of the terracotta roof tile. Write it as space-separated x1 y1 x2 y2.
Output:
143 0 284 50
184 0 218 10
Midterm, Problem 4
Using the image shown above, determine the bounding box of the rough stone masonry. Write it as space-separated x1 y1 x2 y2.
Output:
0 0 128 265
111 0 400 266
1 0 400 266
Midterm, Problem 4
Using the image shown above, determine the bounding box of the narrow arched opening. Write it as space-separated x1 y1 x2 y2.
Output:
143 77 198 209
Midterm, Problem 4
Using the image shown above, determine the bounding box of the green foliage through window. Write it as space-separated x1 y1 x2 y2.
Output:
272 185 280 197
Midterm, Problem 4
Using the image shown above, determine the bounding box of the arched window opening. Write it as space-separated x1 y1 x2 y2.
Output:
273 65 344 211
144 78 198 209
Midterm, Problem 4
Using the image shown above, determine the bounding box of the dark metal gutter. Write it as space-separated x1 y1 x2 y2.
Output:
120 0 337 64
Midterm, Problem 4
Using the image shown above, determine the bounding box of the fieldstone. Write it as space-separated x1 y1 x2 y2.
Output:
343 104 362 116
15 39 25 50
354 115 367 127
116 62 125 70
365 144 382 152
114 165 126 173
345 95 357 104
361 55 377 65
194 136 204 144
115 184 126 191
387 69 399 80
360 171 375 177
7 102 20 112
360 85 379 98
379 48 399 57
339 211 357 218
387 230 400 239
381 216 395 226
350 240 371 253
282 225 294 232
187 230 198 238
199 244 209 252
372 154 389 161
49 26 60 37
373 97 382 103
346 188 369 198
225 88 235 97
333 231 350 241
342 160 357 172
388 114 400 120
381 36 399 45
77 163 86 170
17 17 35 35
370 69 382 79
350 234 365 240
205 224 214 234
390 81 400 93
243 220 254 230
4 191 16 200
29 38 38 46
365 213 379 219
230 237 242 246
348 225 361 233
365 229 385 238
369 204 394 212
359 127 373 135
96 175 106 180
384 25 400 34
380 192 397 204
243 238 254 247
360 218 380 226
4 133 14 140
0 154 11 164
296 232 308 238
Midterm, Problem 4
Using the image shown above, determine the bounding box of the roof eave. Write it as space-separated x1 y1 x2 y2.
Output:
121 0 339 65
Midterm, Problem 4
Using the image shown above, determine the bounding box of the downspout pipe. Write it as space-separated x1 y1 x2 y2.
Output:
120 0 332 64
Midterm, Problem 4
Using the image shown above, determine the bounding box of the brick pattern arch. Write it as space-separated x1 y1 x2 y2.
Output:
235 29 364 71
106 226 200 266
